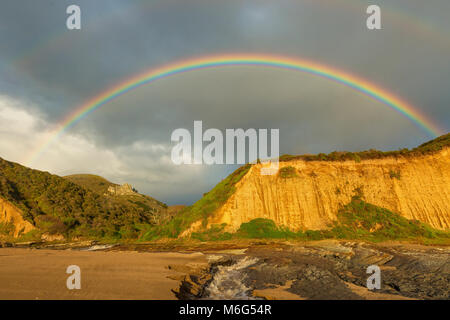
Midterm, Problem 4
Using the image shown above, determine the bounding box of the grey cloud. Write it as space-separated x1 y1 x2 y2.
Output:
0 0 449 204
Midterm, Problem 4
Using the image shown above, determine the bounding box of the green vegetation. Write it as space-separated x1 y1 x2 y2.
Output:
324 199 449 242
188 199 449 243
279 133 450 163
191 224 232 241
236 218 297 239
0 222 15 236
192 218 322 241
141 164 252 240
0 157 167 241
66 174 167 215
278 166 297 178
64 174 116 195
389 169 401 180
413 133 450 153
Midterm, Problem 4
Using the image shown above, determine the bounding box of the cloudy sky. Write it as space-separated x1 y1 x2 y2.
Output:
0 0 449 204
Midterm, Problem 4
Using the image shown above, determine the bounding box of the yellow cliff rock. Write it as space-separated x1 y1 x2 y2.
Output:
0 197 35 237
205 148 450 232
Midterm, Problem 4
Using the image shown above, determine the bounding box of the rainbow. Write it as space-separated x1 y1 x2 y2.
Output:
24 54 444 165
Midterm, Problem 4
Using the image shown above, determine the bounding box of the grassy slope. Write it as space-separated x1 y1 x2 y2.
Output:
323 198 449 243
65 174 167 218
191 198 450 244
141 164 251 240
64 174 117 195
0 158 166 240
280 133 450 162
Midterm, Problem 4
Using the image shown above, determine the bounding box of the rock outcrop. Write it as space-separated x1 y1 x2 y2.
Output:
204 147 450 232
106 183 137 196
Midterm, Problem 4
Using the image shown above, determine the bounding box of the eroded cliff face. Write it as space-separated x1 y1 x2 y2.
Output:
0 197 35 237
205 148 450 232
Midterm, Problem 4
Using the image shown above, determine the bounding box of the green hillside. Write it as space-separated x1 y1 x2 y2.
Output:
280 132 450 162
65 174 167 221
64 174 117 195
0 158 167 240
142 164 252 240
190 198 450 244
321 198 449 242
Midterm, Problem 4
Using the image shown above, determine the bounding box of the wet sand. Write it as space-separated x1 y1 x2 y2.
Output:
0 248 207 300
1 241 448 300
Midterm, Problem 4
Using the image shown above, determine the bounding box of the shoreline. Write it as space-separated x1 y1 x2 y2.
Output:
0 240 448 300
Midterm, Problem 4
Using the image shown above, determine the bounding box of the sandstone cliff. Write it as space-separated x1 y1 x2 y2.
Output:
0 197 35 237
204 147 450 232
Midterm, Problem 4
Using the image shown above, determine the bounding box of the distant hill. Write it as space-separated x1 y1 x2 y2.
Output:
65 173 165 207
65 174 170 225
64 174 118 195
0 158 168 241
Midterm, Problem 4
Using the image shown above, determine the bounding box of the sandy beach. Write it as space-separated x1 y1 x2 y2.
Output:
1 241 448 300
0 248 207 300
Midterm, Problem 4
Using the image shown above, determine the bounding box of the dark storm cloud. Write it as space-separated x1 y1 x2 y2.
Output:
0 0 449 203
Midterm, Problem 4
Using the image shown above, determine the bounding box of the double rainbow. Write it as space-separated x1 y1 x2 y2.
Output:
25 54 444 165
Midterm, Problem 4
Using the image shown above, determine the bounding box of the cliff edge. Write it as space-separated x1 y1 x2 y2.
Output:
206 147 449 232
